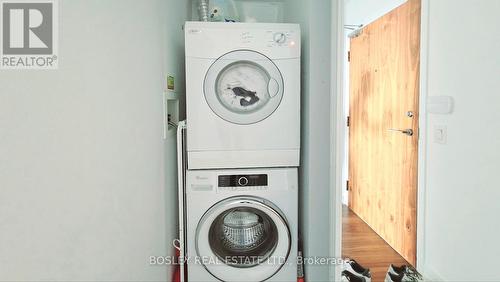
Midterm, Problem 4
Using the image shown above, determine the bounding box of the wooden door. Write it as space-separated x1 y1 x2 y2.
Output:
348 0 421 265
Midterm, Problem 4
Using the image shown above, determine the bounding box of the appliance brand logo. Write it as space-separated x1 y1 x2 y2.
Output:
1 0 58 69
187 29 201 34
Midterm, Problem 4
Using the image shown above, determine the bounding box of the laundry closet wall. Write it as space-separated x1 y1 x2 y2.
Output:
0 1 189 280
285 1 336 281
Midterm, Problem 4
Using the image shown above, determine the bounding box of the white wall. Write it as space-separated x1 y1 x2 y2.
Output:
190 0 286 23
0 1 188 281
285 1 335 281
344 0 407 26
422 0 500 280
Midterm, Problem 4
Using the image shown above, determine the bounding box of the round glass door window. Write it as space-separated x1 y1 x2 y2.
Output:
208 207 278 268
204 50 284 125
195 197 291 282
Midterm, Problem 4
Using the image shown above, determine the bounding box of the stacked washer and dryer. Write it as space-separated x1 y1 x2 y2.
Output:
181 21 301 282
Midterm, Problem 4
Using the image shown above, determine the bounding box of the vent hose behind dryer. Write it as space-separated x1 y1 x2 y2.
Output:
198 0 209 22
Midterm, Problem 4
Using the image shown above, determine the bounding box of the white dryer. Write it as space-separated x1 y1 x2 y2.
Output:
185 22 301 169
185 168 298 282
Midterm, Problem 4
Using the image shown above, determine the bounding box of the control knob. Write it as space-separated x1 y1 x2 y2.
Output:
273 32 287 44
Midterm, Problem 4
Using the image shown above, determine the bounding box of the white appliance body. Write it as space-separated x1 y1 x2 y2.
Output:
185 168 298 282
185 22 301 169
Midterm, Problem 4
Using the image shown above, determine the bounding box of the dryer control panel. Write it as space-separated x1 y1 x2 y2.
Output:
185 22 301 59
266 30 297 48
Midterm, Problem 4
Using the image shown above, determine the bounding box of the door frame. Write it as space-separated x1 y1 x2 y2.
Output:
331 0 430 280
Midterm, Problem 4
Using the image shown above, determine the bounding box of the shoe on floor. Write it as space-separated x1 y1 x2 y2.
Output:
388 264 419 276
342 270 367 282
385 265 423 282
342 259 372 282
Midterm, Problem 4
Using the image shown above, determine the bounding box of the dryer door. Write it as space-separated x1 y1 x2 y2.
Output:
204 50 284 125
196 196 291 281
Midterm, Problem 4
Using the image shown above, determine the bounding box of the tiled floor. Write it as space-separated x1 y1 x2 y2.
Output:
342 205 409 282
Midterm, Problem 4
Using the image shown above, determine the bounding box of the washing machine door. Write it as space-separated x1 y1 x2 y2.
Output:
196 196 291 281
204 50 284 125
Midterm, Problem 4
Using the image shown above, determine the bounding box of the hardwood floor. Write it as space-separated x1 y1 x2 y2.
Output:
342 205 409 282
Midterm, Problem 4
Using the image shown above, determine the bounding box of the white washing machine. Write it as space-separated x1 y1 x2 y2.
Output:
185 168 298 282
185 22 301 169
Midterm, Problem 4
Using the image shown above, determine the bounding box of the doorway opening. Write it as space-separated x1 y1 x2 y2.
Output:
336 0 425 281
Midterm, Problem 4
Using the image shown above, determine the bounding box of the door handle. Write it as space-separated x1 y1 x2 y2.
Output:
388 128 414 136
268 78 279 98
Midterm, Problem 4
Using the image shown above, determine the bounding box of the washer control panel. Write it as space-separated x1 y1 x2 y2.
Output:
218 174 268 187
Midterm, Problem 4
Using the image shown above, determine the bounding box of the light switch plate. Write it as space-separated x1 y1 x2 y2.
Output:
434 125 447 144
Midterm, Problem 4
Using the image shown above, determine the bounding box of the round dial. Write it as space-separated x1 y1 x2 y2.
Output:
215 61 271 114
273 32 287 44
238 177 249 186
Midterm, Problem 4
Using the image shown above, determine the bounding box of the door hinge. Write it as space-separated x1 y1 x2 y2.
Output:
348 51 351 62
347 116 350 127
346 180 350 191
